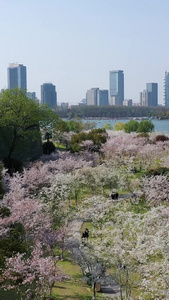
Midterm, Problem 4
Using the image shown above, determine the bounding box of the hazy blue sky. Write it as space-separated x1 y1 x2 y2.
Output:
0 0 169 104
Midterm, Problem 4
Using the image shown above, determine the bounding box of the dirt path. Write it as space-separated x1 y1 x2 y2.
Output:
67 219 83 241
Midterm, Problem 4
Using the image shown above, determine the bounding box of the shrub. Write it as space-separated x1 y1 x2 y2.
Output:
42 141 56 155
3 158 23 175
137 132 149 138
153 135 169 143
70 129 107 152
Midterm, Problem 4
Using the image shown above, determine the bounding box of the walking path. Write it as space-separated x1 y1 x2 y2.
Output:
101 283 119 297
66 194 133 298
66 217 122 299
67 219 83 241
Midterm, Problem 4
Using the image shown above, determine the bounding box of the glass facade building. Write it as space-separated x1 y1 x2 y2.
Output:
8 63 27 90
164 72 169 107
146 83 158 106
41 83 57 108
86 88 109 106
97 89 109 106
109 70 124 105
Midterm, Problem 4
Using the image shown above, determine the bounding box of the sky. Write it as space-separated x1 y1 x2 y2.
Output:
0 0 169 104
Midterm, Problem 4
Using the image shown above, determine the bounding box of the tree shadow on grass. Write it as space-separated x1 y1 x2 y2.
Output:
54 285 67 289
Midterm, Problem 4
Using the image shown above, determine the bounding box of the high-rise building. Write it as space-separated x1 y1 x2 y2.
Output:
146 83 158 106
97 89 109 106
109 70 124 105
41 83 57 108
140 83 158 106
140 90 148 106
86 88 109 106
86 88 99 105
164 72 169 106
8 63 27 90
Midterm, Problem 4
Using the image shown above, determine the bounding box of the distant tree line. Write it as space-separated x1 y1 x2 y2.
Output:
122 119 154 133
55 105 169 119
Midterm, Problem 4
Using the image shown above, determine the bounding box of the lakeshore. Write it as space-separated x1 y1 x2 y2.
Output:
81 118 169 133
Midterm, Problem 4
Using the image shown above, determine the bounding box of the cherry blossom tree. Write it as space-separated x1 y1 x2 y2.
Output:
0 163 65 298
0 241 63 300
86 203 169 299
140 175 169 205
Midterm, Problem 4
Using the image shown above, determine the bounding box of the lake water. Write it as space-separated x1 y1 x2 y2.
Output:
82 119 169 134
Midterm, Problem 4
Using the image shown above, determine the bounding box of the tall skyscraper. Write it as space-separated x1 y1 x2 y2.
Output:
164 72 169 107
146 83 158 106
109 70 124 105
41 83 57 108
8 63 27 90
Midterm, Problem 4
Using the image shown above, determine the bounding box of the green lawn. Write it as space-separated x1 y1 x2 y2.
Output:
52 259 92 300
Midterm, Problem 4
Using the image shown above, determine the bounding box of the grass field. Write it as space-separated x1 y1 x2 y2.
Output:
52 259 92 300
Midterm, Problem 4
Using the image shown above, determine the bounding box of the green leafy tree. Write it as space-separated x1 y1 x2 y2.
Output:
53 119 69 145
102 122 113 130
124 119 154 134
70 132 87 152
137 120 154 133
82 121 97 130
54 118 69 133
70 129 107 152
67 119 83 133
114 121 125 131
0 89 59 168
124 120 139 133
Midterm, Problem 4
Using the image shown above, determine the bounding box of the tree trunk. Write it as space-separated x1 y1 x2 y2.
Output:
93 282 96 299
7 130 17 160
49 283 53 299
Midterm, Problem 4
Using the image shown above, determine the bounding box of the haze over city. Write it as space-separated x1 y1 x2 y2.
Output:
0 0 169 104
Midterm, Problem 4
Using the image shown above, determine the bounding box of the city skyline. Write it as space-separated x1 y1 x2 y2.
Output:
4 63 165 107
1 1 169 104
4 61 169 106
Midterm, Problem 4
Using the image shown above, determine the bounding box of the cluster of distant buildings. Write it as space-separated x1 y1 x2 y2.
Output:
83 70 169 108
84 70 159 107
7 63 57 108
5 64 169 108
